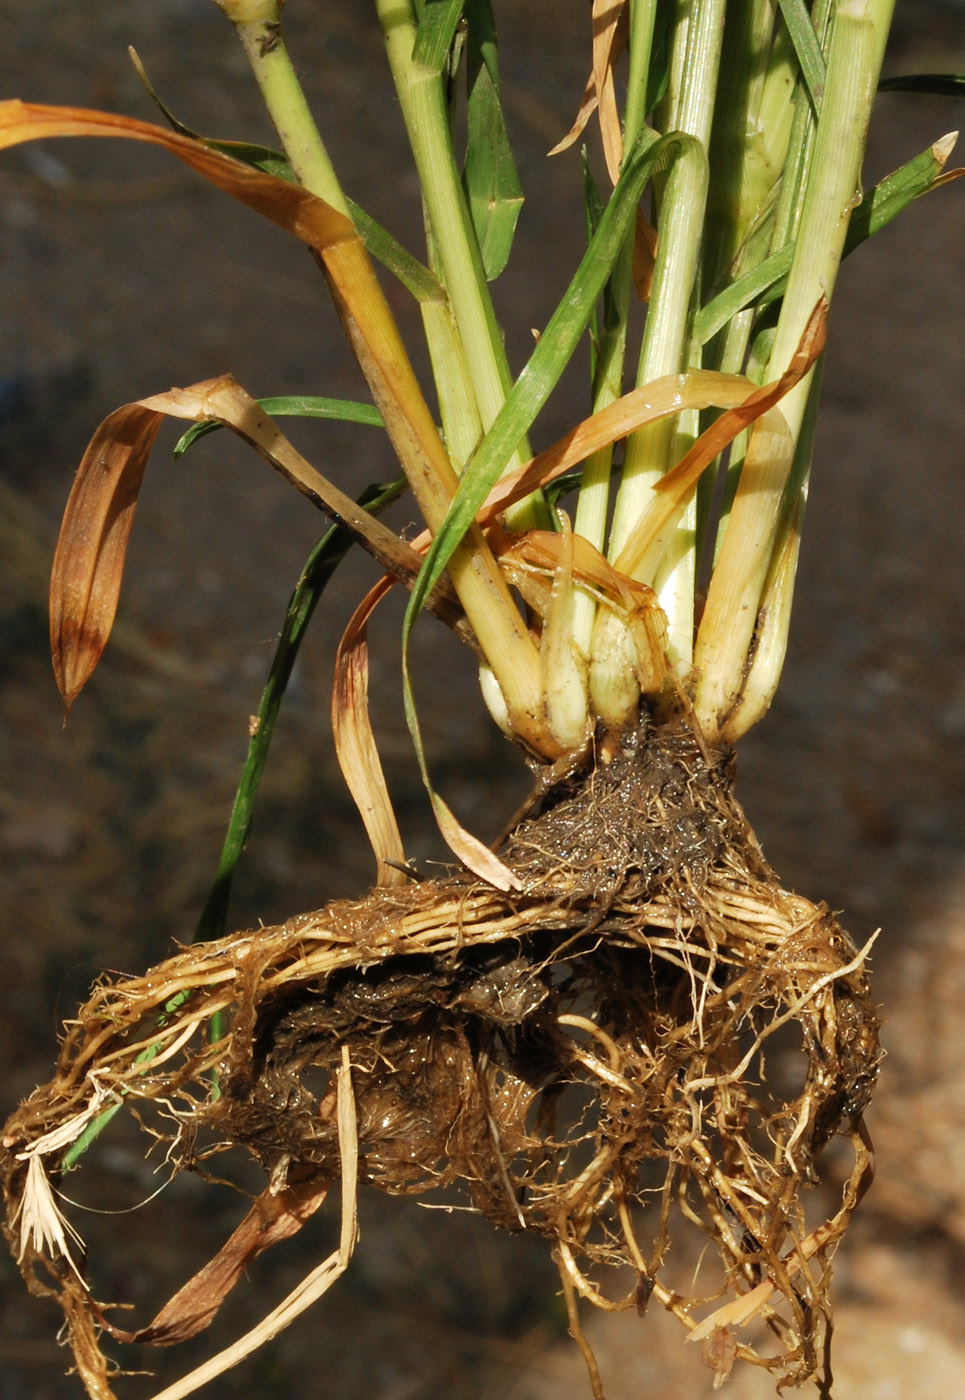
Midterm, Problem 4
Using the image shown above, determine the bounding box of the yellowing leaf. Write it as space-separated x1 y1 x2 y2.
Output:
615 299 828 580
591 0 628 187
97 1174 330 1347
478 368 755 523
547 0 629 175
0 101 354 252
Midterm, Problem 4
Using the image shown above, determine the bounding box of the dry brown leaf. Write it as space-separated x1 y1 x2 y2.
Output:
478 367 755 523
0 101 355 253
496 527 669 692
700 1325 738 1387
496 527 651 615
49 403 162 716
49 375 469 713
593 0 627 186
136 378 451 601
333 577 407 888
547 0 629 169
654 300 828 500
547 74 598 157
0 101 531 723
96 1172 330 1347
142 1048 359 1400
0 101 455 540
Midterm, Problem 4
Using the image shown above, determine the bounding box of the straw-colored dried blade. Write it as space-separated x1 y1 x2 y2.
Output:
49 376 466 712
333 578 407 887
137 377 450 603
142 1050 359 1400
547 74 598 157
547 0 629 173
615 301 828 580
476 366 753 528
430 792 522 892
592 0 628 186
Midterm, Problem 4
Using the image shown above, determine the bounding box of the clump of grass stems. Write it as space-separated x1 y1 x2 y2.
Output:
0 3 961 1399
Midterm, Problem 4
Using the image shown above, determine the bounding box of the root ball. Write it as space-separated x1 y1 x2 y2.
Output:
2 723 880 1396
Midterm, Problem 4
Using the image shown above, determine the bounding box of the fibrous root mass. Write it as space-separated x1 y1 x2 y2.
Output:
2 721 880 1395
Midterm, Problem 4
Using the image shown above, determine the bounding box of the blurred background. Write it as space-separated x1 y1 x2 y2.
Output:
2 3 964 1396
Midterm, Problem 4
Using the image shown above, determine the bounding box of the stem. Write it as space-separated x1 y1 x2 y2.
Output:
376 0 543 529
571 0 659 658
220 0 350 214
693 0 896 739
589 0 725 722
704 1 797 305
218 0 546 747
608 0 724 562
570 241 632 658
765 0 895 438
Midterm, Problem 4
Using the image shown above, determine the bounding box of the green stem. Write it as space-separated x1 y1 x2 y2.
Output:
693 0 896 739
571 0 660 659
376 0 543 528
626 0 661 141
766 0 895 436
588 0 724 712
609 0 725 566
218 0 350 211
219 0 545 748
570 238 633 657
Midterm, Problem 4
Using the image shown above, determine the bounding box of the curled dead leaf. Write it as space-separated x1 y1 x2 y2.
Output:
96 1172 330 1347
333 577 407 887
547 0 629 176
48 374 468 715
0 101 355 254
430 792 522 892
477 367 756 525
50 403 162 716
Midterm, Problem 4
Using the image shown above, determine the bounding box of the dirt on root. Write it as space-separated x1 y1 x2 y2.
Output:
3 723 880 1396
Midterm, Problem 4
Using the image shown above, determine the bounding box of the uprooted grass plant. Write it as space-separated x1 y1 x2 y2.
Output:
1 3 961 1398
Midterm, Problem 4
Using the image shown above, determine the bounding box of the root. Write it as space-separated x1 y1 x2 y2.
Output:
1 721 880 1398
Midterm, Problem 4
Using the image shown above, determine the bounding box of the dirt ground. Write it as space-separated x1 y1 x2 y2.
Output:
2 3 964 1398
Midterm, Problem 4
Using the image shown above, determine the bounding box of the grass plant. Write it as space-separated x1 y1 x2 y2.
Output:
0 4 961 1398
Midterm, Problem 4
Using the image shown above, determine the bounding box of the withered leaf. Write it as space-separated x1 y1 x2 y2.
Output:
49 375 468 716
333 578 407 888
0 101 354 254
50 403 162 716
96 1173 329 1347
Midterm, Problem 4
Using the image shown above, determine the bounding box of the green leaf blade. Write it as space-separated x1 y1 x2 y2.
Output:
173 396 384 459
693 136 960 346
462 0 523 280
777 0 827 111
413 0 466 72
